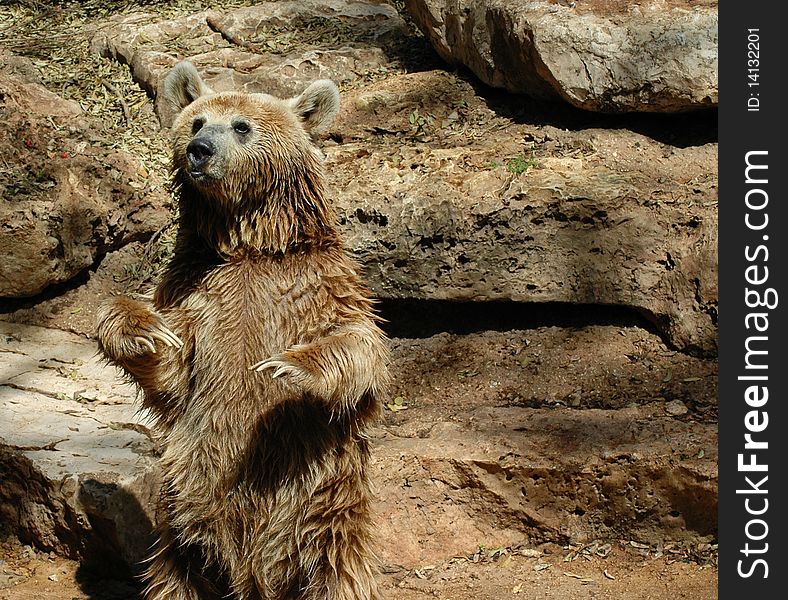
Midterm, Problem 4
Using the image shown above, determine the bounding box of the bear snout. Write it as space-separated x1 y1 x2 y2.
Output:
186 138 216 173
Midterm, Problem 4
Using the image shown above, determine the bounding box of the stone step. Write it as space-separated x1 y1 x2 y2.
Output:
0 321 716 571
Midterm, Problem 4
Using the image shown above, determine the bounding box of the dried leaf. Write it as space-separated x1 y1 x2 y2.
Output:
386 397 408 412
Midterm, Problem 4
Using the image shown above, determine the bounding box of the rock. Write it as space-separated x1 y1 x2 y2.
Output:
208 0 406 44
327 71 718 353
3 242 162 336
0 70 170 299
0 52 43 85
404 0 718 113
89 0 409 127
0 321 159 567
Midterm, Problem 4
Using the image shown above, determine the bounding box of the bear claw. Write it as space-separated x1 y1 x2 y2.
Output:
152 325 184 349
133 336 158 354
250 358 299 379
134 324 184 353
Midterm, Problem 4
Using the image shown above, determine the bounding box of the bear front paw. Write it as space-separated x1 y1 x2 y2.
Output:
250 351 328 397
97 297 183 361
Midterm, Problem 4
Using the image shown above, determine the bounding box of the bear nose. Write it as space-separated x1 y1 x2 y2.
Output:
186 138 215 170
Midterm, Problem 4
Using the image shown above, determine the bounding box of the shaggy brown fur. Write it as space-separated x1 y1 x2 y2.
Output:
96 61 388 600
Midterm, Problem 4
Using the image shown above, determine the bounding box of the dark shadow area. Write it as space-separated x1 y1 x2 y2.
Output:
73 480 153 599
74 565 145 600
457 69 718 148
0 267 92 315
377 26 446 75
377 298 663 341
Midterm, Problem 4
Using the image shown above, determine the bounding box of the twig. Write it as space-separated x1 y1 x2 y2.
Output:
101 79 131 126
206 14 257 50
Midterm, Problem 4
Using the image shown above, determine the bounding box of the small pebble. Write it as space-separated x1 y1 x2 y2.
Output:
665 400 688 416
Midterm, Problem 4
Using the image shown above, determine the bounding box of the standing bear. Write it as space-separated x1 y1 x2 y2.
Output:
96 61 389 600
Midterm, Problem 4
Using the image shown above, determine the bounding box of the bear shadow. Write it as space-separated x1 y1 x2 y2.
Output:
74 480 153 599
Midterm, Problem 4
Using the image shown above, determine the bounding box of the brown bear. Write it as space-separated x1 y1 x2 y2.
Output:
96 61 389 600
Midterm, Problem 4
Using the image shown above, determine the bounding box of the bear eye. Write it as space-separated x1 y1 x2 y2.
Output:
232 121 251 135
192 117 205 134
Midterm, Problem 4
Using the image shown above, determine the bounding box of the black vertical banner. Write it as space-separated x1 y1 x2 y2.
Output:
719 2 787 598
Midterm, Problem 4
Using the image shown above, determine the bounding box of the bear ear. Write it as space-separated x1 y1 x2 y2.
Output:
162 61 214 113
288 80 340 133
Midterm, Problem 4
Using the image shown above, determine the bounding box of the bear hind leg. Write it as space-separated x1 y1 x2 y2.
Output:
143 521 231 600
297 548 379 600
295 503 381 600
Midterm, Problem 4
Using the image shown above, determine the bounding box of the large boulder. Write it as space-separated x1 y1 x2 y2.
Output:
405 0 718 113
0 67 170 299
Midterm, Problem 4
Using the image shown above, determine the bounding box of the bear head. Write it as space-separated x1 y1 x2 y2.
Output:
161 61 341 253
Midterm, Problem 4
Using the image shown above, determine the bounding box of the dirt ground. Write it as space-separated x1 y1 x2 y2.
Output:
0 534 716 600
0 0 717 598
